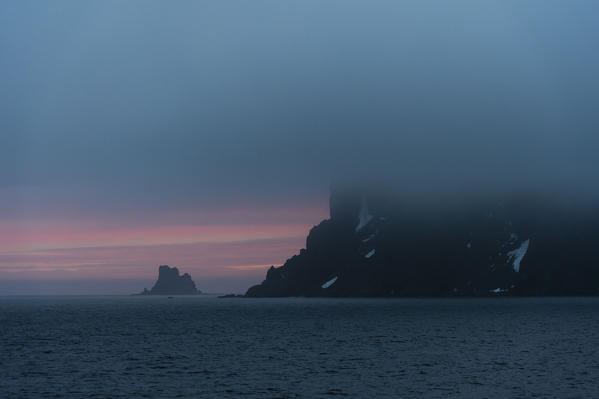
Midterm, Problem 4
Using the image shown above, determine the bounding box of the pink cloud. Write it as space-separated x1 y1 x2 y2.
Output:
0 201 327 286
0 231 306 280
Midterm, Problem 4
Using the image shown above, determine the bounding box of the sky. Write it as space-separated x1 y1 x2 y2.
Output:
2 1 599 294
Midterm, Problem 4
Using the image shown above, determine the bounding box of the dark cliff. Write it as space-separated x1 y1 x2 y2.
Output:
141 265 200 295
246 188 599 297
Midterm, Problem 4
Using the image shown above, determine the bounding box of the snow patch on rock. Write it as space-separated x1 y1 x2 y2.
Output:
355 196 373 232
362 234 375 243
321 276 338 289
508 239 530 272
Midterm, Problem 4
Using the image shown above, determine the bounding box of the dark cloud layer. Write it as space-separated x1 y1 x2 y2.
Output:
2 1 599 215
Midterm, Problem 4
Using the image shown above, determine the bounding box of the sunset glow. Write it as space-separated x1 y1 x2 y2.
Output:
0 203 328 290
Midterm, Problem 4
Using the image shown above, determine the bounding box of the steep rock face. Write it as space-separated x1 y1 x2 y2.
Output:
246 189 599 297
147 265 200 295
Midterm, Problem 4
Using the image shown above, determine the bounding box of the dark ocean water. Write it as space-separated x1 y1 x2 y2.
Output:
1 296 599 398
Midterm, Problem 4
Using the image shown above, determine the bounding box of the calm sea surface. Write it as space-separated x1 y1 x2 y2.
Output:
1 296 598 398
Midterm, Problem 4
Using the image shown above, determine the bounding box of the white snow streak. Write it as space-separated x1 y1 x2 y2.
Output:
321 276 338 289
362 234 375 243
507 239 530 273
355 196 373 232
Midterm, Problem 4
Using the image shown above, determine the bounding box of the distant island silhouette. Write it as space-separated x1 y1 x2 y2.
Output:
246 187 599 297
138 265 201 295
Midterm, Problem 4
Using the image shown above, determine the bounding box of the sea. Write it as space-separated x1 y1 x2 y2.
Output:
2 296 598 398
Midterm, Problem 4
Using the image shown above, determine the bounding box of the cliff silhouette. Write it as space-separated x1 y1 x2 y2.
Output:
246 188 599 297
140 265 201 295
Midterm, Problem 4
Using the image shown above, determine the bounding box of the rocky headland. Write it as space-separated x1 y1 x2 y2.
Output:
246 187 599 297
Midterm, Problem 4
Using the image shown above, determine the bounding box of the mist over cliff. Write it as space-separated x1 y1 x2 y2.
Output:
3 1 599 214
247 185 599 297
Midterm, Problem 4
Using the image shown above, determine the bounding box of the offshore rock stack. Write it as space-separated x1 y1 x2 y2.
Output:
139 265 201 295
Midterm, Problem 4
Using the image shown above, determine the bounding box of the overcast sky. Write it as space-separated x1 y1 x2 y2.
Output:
2 1 599 293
